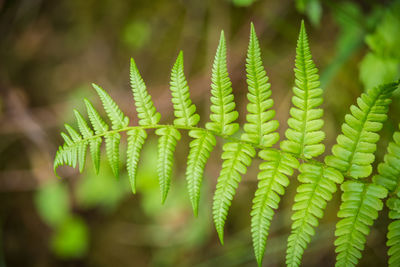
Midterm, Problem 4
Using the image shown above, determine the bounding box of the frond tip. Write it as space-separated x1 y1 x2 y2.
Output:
206 31 239 136
280 21 325 159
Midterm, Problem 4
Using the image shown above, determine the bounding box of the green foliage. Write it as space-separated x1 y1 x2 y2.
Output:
54 21 400 266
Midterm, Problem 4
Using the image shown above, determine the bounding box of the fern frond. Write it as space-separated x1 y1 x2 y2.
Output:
325 81 399 178
156 127 181 203
206 31 239 136
186 129 216 216
170 51 200 127
280 21 325 159
130 58 161 126
334 181 387 267
387 196 400 267
242 23 279 147
251 149 299 266
286 163 343 267
64 124 88 173
213 142 256 244
74 109 102 174
92 83 129 130
127 129 147 194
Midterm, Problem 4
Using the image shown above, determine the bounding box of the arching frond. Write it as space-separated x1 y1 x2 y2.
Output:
286 164 343 267
170 51 200 127
334 181 387 267
325 81 399 178
213 142 255 243
251 149 298 266
280 21 325 159
205 31 239 136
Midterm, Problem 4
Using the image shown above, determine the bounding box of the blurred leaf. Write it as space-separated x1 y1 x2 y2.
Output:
51 216 89 259
122 20 151 50
296 0 322 26
76 159 129 211
232 0 256 7
320 2 365 86
365 3 400 59
35 182 69 227
360 53 399 90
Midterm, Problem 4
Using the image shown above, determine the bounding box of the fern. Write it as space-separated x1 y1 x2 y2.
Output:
334 182 387 267
53 21 400 266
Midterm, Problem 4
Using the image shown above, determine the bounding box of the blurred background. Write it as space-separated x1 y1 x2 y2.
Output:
1 0 400 266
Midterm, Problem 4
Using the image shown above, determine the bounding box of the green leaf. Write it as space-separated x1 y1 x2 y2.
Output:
251 149 298 266
92 83 129 130
206 31 239 136
325 81 399 178
280 21 325 159
286 164 343 267
105 133 120 178
156 127 181 203
334 181 387 267
213 142 255 244
186 130 216 216
130 58 161 126
170 51 200 127
126 129 147 194
242 23 279 147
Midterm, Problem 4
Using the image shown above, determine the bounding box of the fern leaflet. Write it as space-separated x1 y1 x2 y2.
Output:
251 149 298 266
280 21 325 159
205 31 239 136
186 130 216 216
156 127 181 203
130 58 161 126
286 164 343 267
127 129 147 194
334 181 387 267
213 142 255 244
170 51 200 127
325 81 399 178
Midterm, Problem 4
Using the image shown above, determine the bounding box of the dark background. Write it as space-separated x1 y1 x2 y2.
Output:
0 0 400 266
